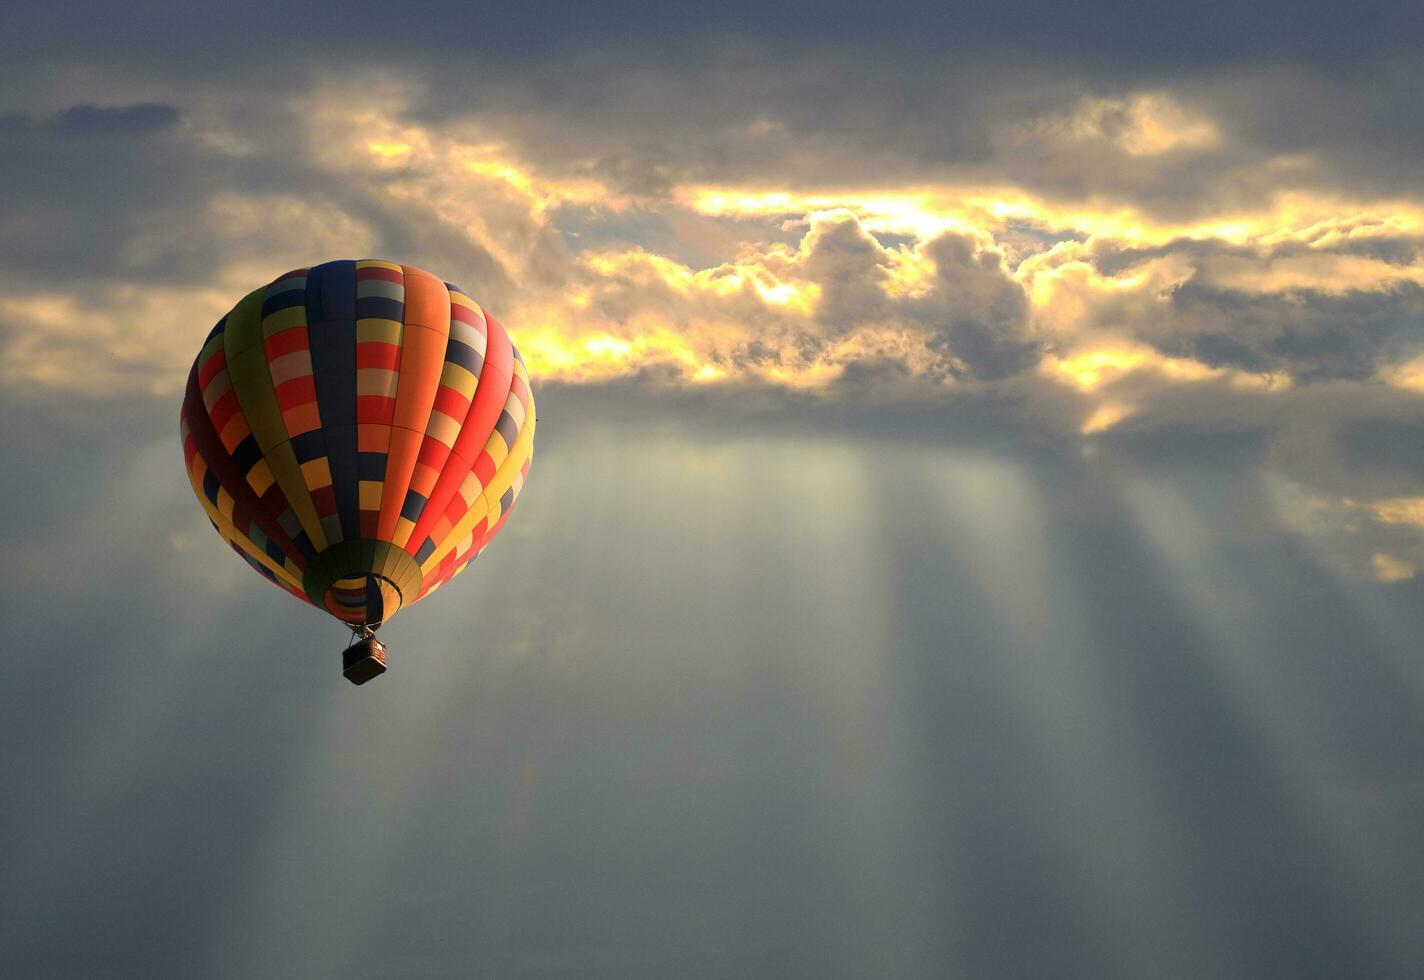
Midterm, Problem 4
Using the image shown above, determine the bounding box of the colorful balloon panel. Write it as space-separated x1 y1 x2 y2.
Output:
179 260 536 627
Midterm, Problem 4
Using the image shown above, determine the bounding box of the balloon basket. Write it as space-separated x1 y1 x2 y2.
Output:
342 635 388 685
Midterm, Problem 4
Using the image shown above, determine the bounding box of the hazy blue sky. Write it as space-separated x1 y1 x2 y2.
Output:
3 3 1424 977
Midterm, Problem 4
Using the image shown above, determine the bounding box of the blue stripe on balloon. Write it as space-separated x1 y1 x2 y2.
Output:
355 296 404 322
444 338 483 376
305 261 362 542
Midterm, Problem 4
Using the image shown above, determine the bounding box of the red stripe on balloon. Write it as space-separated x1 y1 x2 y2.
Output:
181 363 307 571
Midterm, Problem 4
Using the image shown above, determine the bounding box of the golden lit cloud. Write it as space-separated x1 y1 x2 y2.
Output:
294 76 623 294
1371 553 1417 583
5 80 1424 422
1268 480 1424 584
1380 354 1424 392
1080 401 1135 434
577 248 822 315
1018 92 1223 156
1018 243 1196 337
1194 252 1424 295
204 193 379 280
680 182 1424 251
1040 341 1290 436
0 286 233 396
1372 498 1424 528
1040 344 1289 394
1043 346 1213 392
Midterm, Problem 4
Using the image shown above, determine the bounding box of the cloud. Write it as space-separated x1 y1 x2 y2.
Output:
1382 354 1424 392
1022 93 1222 158
0 69 1421 584
7 2 1424 217
1371 552 1416 582
0 285 231 396
4 77 1421 408
912 233 1037 380
1271 482 1424 584
0 102 181 136
796 212 891 330
1159 282 1424 382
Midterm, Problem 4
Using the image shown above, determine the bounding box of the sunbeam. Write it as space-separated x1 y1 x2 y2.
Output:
1113 464 1424 974
916 449 1233 979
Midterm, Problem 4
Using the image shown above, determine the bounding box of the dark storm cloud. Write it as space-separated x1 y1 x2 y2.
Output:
0 101 180 135
1181 62 1424 202
0 92 530 310
1157 282 1424 382
1090 235 1424 277
5 0 1416 73
914 234 1038 381
3 1 1423 217
0 100 213 285
800 213 892 329
1033 234 1424 384
0 95 347 289
783 217 1038 380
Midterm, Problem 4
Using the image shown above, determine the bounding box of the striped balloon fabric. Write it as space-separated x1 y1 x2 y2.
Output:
180 260 535 629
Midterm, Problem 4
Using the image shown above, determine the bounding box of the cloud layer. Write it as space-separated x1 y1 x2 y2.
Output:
1 25 1421 586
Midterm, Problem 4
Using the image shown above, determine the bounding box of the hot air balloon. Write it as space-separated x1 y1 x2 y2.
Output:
179 260 535 684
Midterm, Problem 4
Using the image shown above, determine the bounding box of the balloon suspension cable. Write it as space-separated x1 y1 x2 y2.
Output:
350 623 378 643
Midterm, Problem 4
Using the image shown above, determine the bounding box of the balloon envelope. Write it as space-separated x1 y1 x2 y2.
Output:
179 260 535 629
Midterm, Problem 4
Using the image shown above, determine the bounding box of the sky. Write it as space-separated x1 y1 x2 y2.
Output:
3 2 1424 977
